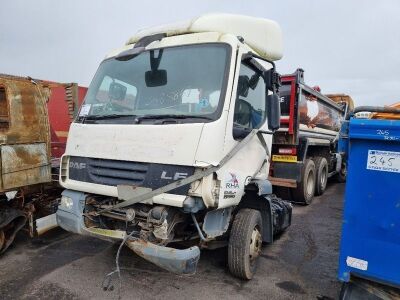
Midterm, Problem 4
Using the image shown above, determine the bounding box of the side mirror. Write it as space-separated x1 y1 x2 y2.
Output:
109 82 127 100
266 93 281 131
145 69 167 87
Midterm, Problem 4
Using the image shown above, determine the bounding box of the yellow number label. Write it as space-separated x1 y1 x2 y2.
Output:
272 155 298 162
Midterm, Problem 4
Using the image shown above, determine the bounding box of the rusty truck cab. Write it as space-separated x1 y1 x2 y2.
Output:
0 75 51 192
0 74 52 253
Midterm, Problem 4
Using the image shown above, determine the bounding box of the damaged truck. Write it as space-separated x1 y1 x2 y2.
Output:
0 74 86 253
56 14 292 279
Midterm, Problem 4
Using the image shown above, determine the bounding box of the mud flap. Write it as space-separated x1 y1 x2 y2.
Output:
0 206 26 254
125 240 200 275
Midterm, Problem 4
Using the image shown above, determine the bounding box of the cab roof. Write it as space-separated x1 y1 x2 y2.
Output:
126 13 283 61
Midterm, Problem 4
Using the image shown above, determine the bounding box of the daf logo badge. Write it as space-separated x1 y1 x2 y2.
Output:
69 162 87 169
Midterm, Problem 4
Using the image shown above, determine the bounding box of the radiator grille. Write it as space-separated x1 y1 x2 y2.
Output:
67 156 194 195
69 156 149 186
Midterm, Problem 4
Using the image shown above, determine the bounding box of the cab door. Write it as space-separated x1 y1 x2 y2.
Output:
217 59 272 208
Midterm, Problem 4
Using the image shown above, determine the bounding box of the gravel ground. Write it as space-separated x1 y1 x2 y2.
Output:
0 183 344 300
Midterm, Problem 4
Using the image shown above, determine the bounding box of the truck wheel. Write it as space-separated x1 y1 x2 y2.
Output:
314 157 328 196
335 162 347 183
291 159 316 205
228 208 263 280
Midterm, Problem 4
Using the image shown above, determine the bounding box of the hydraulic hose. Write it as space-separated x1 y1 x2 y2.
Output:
348 106 400 120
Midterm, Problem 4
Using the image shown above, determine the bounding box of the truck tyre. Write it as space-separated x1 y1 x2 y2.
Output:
335 162 347 183
314 157 328 196
228 208 263 280
291 159 316 205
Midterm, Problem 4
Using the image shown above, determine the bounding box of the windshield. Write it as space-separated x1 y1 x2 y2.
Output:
77 43 230 124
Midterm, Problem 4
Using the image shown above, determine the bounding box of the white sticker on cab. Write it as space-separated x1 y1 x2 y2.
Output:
79 104 91 116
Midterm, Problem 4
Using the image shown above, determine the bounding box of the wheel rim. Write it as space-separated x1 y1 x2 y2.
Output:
306 170 315 197
249 226 262 264
321 165 327 187
0 229 5 251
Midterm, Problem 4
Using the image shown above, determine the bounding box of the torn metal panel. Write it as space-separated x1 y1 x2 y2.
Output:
246 178 273 195
202 207 232 238
0 77 50 145
35 213 58 236
1 143 51 190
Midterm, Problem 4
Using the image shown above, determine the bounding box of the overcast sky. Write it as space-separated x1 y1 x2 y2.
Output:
1 0 399 106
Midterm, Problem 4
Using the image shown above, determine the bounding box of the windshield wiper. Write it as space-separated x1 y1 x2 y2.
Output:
77 114 213 124
78 114 136 123
86 114 136 120
134 114 213 123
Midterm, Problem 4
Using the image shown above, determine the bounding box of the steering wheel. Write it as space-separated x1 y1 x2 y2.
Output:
234 99 252 126
102 101 132 113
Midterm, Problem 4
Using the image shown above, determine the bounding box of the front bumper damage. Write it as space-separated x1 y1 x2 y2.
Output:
126 240 200 274
56 190 200 275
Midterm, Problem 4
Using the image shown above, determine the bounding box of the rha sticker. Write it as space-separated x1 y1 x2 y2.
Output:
346 256 368 271
225 172 240 189
367 150 400 173
223 173 240 199
79 104 91 116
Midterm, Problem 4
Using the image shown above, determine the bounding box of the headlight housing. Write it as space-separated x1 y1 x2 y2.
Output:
60 195 73 210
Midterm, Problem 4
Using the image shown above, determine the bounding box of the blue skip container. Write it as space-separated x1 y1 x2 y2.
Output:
338 114 400 298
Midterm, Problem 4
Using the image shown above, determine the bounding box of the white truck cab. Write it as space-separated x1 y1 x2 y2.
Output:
57 14 292 280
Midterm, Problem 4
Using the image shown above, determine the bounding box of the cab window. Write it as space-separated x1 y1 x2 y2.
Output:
233 64 266 130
